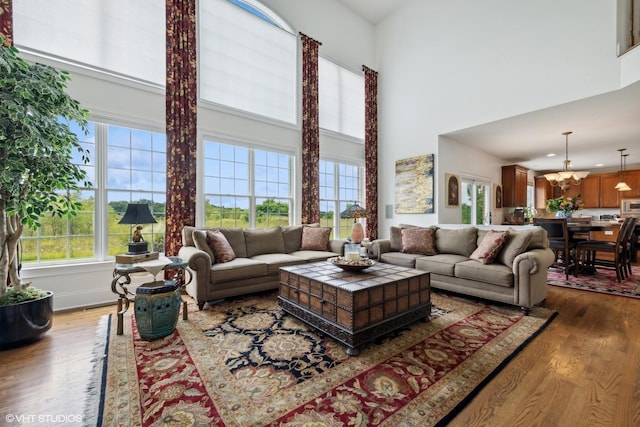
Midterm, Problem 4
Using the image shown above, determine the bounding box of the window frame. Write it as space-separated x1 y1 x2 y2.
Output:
201 138 295 229
319 159 365 239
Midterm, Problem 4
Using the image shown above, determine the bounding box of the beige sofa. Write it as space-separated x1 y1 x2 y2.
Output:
371 224 555 313
178 225 345 309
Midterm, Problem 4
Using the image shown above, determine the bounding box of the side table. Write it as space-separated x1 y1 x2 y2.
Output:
111 256 191 336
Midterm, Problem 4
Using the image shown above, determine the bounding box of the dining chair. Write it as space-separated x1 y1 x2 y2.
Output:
533 217 575 279
621 217 638 278
575 217 636 283
569 216 591 242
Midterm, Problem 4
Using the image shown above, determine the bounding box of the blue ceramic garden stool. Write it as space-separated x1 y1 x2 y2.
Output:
134 280 181 340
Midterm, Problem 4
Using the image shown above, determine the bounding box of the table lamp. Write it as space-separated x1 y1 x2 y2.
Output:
340 202 369 244
118 203 157 254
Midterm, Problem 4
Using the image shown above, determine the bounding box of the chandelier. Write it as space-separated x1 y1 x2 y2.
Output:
543 131 590 192
615 148 631 192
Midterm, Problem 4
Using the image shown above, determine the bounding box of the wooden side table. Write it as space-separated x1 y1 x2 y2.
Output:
111 256 191 335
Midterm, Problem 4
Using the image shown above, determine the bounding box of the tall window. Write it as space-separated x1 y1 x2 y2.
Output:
199 0 297 123
21 122 167 264
106 126 167 255
319 160 362 238
319 57 365 139
20 122 97 263
203 140 293 228
461 178 491 225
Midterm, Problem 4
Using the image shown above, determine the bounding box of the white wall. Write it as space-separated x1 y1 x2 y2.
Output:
374 0 622 234
18 0 375 311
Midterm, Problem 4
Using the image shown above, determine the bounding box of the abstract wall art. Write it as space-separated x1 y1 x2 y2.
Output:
395 154 435 214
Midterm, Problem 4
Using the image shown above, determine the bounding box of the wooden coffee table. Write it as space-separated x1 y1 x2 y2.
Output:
279 261 431 356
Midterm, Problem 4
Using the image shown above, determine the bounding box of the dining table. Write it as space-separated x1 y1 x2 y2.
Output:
566 221 616 275
566 221 615 234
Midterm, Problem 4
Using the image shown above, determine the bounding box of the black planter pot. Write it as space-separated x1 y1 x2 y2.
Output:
0 291 53 349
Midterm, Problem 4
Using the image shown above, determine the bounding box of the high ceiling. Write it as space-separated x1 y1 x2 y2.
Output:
444 81 640 173
338 0 640 174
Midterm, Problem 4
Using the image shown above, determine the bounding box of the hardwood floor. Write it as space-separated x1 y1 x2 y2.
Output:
1 284 640 426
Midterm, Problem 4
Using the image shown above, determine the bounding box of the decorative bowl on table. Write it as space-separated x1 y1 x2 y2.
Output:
328 256 375 272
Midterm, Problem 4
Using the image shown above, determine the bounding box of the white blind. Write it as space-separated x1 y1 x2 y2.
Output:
319 57 365 140
199 0 297 124
12 0 165 85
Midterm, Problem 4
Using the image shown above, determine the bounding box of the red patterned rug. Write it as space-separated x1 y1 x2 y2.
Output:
547 266 640 298
84 291 556 426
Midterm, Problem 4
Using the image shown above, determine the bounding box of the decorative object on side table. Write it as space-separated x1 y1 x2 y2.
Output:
328 256 375 272
340 202 369 243
118 203 158 254
545 194 583 221
135 279 181 340
112 256 190 336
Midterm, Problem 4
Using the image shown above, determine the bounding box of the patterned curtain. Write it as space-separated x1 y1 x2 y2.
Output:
363 66 379 240
165 0 197 256
300 33 321 224
0 0 12 46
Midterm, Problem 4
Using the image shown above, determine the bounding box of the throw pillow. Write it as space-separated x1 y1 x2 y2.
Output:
205 230 236 263
400 227 438 255
300 226 331 251
192 229 215 263
497 229 533 267
390 224 418 251
469 230 510 264
281 223 320 253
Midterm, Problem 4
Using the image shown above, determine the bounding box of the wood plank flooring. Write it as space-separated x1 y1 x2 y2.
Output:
1 283 640 426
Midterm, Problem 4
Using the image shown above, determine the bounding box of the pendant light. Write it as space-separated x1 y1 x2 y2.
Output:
615 149 632 192
543 131 590 192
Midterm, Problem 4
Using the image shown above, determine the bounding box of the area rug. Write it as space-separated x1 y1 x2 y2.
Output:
547 266 640 299
84 291 556 427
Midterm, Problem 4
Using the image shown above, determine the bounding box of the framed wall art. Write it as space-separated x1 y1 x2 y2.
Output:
445 173 460 208
494 184 502 209
395 154 435 214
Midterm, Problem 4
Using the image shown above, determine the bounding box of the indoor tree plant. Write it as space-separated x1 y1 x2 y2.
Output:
0 36 91 346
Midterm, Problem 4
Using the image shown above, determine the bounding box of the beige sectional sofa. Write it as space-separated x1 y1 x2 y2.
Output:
178 225 345 309
371 224 555 313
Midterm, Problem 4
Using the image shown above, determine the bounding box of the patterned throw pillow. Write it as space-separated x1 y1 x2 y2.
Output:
400 227 438 255
300 226 331 251
205 230 236 263
469 230 510 264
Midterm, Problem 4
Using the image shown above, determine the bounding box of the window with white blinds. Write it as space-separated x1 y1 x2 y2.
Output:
12 0 165 85
199 0 298 124
319 57 365 140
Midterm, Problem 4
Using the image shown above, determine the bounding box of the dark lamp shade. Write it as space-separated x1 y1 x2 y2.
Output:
340 203 369 219
118 203 157 225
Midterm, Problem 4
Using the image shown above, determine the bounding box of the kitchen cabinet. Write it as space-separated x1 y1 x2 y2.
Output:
534 176 560 209
562 181 582 200
580 175 600 208
600 173 622 208
589 224 620 261
502 165 528 207
620 170 640 198
535 169 640 210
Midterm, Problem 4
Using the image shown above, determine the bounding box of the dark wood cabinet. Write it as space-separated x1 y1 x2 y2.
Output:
534 170 640 210
534 176 560 209
502 165 528 207
620 170 640 198
580 175 600 208
600 173 621 208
